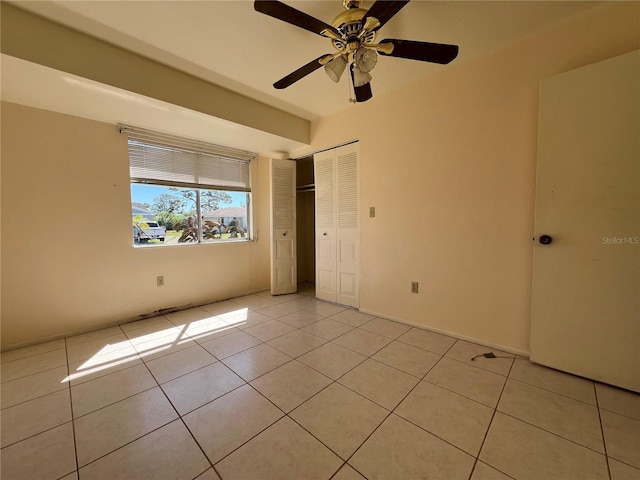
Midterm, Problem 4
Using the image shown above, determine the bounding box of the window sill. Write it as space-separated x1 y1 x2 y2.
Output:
133 237 253 248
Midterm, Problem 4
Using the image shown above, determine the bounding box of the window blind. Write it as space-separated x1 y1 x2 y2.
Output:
121 125 255 192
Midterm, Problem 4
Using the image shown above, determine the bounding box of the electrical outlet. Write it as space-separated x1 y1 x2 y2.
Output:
369 207 376 218
157 275 165 287
411 281 419 294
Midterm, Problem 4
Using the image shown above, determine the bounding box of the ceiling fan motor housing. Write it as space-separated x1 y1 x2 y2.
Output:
331 8 376 52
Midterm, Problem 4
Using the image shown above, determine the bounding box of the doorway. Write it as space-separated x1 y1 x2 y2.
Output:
296 156 315 293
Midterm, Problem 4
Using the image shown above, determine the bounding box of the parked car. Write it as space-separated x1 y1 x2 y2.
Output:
133 225 150 244
141 221 166 242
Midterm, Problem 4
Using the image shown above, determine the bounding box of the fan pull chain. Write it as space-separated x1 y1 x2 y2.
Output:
348 63 356 103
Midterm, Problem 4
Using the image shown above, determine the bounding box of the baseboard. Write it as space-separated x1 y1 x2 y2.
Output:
358 308 531 358
1 288 270 353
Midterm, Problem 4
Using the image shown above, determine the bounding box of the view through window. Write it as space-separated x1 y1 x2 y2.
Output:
131 184 250 246
124 128 254 247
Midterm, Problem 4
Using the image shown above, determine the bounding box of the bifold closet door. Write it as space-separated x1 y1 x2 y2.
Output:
314 143 359 307
314 151 336 302
270 158 297 295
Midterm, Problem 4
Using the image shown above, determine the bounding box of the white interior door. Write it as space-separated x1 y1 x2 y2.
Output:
314 150 337 302
531 50 640 392
270 159 296 295
336 144 359 307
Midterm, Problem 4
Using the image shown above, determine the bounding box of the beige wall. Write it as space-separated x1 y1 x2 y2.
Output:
292 2 640 354
1 102 271 348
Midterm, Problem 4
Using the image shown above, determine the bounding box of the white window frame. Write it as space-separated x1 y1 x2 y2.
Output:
121 124 256 246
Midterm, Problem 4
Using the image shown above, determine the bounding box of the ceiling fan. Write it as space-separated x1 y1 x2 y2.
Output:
254 0 459 103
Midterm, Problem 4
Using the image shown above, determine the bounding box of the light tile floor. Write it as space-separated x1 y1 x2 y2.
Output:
2 287 639 480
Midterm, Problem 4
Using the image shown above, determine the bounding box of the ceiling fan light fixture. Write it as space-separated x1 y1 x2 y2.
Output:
324 55 348 82
352 65 372 87
254 0 459 103
354 47 377 73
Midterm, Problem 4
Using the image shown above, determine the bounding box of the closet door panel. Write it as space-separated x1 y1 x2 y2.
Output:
271 159 296 295
336 144 359 308
314 151 337 302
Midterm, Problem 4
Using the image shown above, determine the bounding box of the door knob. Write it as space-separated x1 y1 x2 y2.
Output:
539 235 553 245
323 232 328 236
283 231 287 236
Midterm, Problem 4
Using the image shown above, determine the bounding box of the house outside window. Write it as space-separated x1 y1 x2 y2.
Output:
122 126 255 247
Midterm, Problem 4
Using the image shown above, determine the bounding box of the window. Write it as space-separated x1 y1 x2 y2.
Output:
122 125 255 247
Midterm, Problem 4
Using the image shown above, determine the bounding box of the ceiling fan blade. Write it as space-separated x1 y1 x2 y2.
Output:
350 64 373 102
274 54 332 89
378 38 459 64
254 1 340 39
361 1 410 31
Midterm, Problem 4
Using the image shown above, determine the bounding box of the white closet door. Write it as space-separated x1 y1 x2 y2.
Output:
270 159 296 295
314 150 337 302
336 143 359 307
314 143 359 307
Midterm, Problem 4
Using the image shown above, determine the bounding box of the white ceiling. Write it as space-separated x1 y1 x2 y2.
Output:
2 0 603 154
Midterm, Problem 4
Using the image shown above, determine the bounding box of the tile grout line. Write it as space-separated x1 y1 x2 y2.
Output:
252 316 455 419
481 407 612 469
70 378 158 421
116 332 217 479
505 375 599 407
506 371 601 408
249 377 362 479
379 339 500 462
66 358 143 388
70 325 176 470
123 320 225 391
181 383 280 479
219 353 296 385
64 336 81 479
1 333 148 471
66 324 179 470
206 383 288 469
206 309 357 385
491 393 611 456
203 315 402 479
323 338 460 479
491 407 612 456
594 383 613 480
1 362 74 443
0 420 77 452
0 355 68 385
73 419 188 472
466 353 516 480
0 369 70 411
0 346 66 368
